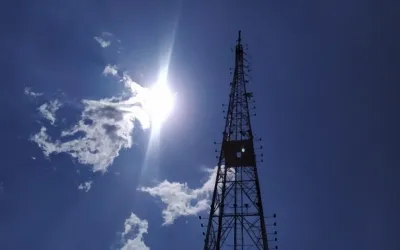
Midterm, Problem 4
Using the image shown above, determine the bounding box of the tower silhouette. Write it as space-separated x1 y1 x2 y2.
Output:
202 31 273 250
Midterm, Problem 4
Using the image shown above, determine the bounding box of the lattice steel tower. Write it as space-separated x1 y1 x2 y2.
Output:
202 31 274 250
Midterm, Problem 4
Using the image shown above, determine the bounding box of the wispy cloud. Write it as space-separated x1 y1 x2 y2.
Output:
78 181 92 192
102 31 113 37
24 87 43 98
30 75 151 172
38 99 62 125
103 64 118 76
139 166 234 225
118 213 149 250
94 36 111 48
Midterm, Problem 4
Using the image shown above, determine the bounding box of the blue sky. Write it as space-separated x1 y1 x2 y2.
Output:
0 1 399 250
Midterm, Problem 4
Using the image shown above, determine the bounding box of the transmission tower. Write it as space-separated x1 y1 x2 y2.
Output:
201 31 276 250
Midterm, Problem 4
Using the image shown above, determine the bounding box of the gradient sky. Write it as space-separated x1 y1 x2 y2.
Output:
0 1 399 250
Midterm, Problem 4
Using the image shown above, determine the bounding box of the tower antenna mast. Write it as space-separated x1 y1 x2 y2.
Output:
202 31 274 250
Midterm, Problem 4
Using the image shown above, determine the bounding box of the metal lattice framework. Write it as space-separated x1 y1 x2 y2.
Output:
203 31 269 250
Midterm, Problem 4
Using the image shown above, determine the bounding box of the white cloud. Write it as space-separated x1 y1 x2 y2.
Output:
94 36 111 48
24 87 43 97
38 99 62 125
30 75 151 172
139 166 234 225
103 64 118 76
118 213 149 250
78 181 92 192
102 31 113 37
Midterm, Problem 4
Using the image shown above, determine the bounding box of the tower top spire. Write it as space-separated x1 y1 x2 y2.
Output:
237 30 242 45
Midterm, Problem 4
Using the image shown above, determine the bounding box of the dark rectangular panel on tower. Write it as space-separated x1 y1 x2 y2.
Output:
222 139 256 167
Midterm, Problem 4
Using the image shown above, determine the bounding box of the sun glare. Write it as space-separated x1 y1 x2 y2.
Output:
143 77 175 128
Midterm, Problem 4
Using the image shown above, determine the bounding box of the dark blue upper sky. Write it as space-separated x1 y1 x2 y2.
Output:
0 1 399 250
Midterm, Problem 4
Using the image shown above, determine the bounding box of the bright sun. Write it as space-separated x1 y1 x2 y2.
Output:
142 78 175 128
